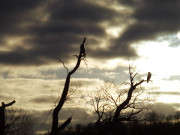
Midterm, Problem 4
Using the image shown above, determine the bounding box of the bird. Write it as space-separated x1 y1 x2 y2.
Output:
147 72 152 83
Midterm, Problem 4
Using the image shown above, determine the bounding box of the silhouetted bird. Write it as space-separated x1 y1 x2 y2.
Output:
80 37 86 57
147 72 152 83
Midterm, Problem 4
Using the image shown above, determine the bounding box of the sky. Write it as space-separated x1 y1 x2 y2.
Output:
1 0 180 134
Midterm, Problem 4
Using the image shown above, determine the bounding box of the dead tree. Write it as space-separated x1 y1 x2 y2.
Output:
0 100 16 135
112 65 145 123
5 108 33 135
90 65 153 134
50 38 87 135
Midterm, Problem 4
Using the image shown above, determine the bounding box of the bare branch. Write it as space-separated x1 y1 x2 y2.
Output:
56 58 69 73
2 100 16 108
57 116 72 132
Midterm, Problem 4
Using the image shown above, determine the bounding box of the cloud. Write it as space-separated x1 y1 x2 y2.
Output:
151 102 177 115
0 0 126 66
1 0 180 66
0 0 43 36
1 0 152 67
112 0 180 51
0 75 106 110
30 107 96 134
168 75 180 81
30 96 53 104
151 91 180 96
171 103 180 109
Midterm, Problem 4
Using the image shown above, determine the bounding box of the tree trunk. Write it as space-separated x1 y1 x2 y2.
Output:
0 100 15 135
50 38 86 135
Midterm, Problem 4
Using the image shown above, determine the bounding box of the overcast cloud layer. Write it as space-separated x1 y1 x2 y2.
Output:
0 0 180 65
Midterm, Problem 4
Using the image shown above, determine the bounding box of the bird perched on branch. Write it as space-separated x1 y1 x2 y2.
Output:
80 38 86 57
147 72 152 83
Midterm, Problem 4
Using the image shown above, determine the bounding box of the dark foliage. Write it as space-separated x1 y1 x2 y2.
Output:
58 121 180 135
57 111 180 135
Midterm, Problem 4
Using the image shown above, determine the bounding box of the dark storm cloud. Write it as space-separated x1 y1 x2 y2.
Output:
87 0 180 59
1 0 180 66
113 0 180 48
0 0 121 65
90 39 138 59
48 0 115 23
0 48 48 65
0 0 42 36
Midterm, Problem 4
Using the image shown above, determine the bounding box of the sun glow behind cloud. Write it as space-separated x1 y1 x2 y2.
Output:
0 36 32 52
106 27 124 38
177 32 180 40
132 38 180 105
135 40 180 79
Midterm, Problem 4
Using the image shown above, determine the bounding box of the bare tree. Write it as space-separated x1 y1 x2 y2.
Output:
112 65 148 123
50 38 87 135
173 111 180 122
5 108 33 135
90 65 154 134
145 111 165 124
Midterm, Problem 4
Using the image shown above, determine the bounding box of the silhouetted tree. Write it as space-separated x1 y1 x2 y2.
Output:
112 65 151 123
0 100 15 135
145 111 165 124
5 108 33 135
173 111 180 122
90 65 153 134
50 38 87 135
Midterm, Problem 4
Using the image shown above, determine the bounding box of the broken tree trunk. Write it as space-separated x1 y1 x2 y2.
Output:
0 100 16 135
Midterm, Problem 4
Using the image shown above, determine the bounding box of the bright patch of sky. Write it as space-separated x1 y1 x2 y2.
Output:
129 34 180 105
135 36 180 80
